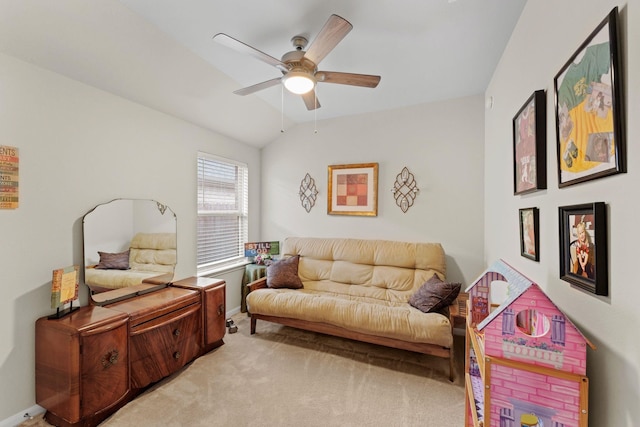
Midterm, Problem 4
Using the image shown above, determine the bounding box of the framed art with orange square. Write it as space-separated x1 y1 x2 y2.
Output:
327 163 378 216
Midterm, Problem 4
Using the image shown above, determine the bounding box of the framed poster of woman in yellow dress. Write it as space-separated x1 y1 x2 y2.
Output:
554 7 625 187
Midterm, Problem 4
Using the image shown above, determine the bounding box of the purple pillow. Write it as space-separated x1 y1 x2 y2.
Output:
409 274 461 313
266 255 303 289
95 250 130 270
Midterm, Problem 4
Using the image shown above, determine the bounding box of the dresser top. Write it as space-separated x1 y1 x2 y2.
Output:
106 286 200 326
36 305 128 333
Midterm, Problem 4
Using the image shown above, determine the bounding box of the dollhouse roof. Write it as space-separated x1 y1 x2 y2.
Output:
465 259 594 348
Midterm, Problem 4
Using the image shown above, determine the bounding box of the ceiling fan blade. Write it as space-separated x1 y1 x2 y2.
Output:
303 15 353 66
213 33 289 73
316 71 381 88
233 77 282 96
302 90 321 110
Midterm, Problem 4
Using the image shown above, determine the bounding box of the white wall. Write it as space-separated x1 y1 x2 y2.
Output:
0 52 261 421
261 95 486 284
485 1 639 425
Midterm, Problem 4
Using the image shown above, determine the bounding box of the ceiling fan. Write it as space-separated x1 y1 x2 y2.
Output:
213 14 381 111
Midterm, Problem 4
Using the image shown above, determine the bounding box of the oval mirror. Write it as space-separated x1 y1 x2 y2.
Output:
82 199 177 300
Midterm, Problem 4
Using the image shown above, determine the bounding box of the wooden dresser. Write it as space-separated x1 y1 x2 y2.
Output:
36 277 225 427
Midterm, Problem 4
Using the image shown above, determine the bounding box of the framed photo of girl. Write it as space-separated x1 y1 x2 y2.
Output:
558 202 608 296
554 7 625 188
519 207 539 261
513 91 546 195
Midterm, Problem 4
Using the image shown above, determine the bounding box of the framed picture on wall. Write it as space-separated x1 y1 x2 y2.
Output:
519 207 539 261
558 202 608 296
554 7 625 187
513 91 546 195
327 163 378 216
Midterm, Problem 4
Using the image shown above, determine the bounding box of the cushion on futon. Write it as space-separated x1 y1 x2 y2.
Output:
409 274 461 314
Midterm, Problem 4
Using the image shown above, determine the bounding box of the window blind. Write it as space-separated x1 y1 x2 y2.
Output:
197 153 248 270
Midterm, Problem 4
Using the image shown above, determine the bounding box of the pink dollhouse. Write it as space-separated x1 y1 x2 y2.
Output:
464 260 595 427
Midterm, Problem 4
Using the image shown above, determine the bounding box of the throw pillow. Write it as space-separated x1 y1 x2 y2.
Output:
266 255 303 289
409 274 461 313
95 250 130 270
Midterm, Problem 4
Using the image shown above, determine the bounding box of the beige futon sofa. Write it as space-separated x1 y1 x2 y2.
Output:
246 237 460 380
85 232 176 291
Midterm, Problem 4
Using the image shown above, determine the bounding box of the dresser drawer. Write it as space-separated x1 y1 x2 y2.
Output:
129 303 202 389
36 307 130 425
171 277 227 352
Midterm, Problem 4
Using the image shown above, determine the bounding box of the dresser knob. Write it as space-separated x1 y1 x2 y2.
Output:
101 349 119 368
173 328 181 337
173 351 181 359
217 304 224 316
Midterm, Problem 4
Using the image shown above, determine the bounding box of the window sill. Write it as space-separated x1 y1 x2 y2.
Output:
197 260 250 277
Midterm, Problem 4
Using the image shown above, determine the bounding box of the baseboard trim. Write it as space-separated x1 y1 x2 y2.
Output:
0 405 45 427
4 307 243 427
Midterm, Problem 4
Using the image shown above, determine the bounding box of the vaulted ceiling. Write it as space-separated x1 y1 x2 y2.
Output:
0 0 526 147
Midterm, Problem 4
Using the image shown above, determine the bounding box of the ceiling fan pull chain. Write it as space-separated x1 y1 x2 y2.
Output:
281 85 285 133
314 87 318 134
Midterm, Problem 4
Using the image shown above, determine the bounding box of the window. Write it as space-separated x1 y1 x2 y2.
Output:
197 152 248 271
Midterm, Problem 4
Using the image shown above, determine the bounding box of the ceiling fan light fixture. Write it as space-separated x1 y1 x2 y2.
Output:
282 70 316 94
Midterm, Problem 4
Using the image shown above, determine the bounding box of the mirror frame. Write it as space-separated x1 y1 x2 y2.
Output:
82 199 177 305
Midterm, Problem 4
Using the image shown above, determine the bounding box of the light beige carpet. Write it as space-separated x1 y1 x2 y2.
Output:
25 313 465 426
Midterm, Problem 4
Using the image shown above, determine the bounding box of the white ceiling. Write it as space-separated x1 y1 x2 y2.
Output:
0 0 526 147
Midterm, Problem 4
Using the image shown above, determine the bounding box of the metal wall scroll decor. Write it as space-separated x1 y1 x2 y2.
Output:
299 173 319 213
391 167 419 213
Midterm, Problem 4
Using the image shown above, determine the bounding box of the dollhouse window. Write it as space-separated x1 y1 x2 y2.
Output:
502 308 515 335
516 309 550 337
491 280 509 307
499 407 515 427
551 314 566 345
